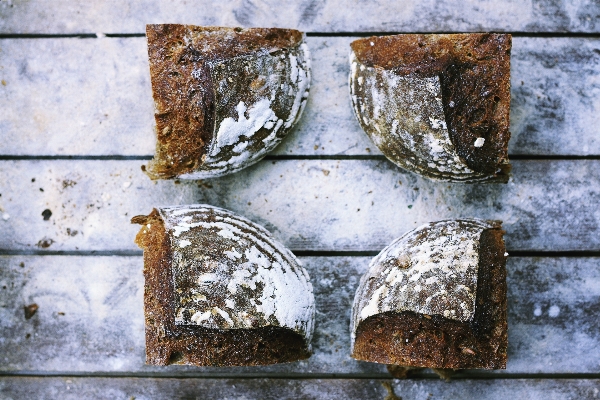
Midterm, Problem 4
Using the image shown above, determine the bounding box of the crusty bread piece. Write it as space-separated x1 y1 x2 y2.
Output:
351 219 508 372
145 25 310 180
350 34 511 182
132 205 315 366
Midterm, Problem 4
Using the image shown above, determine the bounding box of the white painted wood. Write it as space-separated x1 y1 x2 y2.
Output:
1 0 598 34
1 256 599 374
0 159 598 252
0 37 599 156
0 37 154 156
510 38 600 156
1 377 599 400
1 0 598 395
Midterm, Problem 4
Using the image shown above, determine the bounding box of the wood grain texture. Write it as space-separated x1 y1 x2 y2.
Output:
1 0 599 34
1 255 599 374
1 377 600 400
0 37 599 156
1 159 599 252
1 0 598 396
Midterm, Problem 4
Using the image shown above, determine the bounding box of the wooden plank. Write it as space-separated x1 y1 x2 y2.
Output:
0 37 155 156
1 377 600 400
1 0 599 34
0 37 599 156
2 255 599 374
1 159 599 252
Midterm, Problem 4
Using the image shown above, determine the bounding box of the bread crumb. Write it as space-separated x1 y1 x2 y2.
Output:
24 303 38 319
381 381 402 400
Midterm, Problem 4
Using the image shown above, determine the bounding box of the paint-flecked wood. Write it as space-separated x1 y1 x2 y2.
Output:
1 377 599 400
1 256 599 374
0 159 599 252
1 0 599 34
0 37 599 156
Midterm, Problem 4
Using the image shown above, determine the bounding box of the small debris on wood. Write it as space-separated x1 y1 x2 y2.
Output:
62 180 77 189
431 368 456 381
37 238 54 248
381 381 402 400
197 181 213 189
42 209 52 220
24 303 38 319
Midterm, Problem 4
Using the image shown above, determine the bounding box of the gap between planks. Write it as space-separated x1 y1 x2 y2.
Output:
2 155 600 160
1 250 600 257
1 32 600 39
2 371 600 380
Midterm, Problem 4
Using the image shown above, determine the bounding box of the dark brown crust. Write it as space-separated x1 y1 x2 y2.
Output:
145 25 304 179
132 210 311 366
352 227 507 369
146 26 214 179
351 34 511 177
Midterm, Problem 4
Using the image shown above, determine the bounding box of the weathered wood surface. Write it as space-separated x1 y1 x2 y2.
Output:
1 255 599 375
1 0 599 34
1 0 599 397
1 377 599 400
1 37 599 156
1 159 599 252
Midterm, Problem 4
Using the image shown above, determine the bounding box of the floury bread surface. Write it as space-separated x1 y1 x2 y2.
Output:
145 25 311 179
132 205 315 366
349 34 511 182
351 219 508 370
